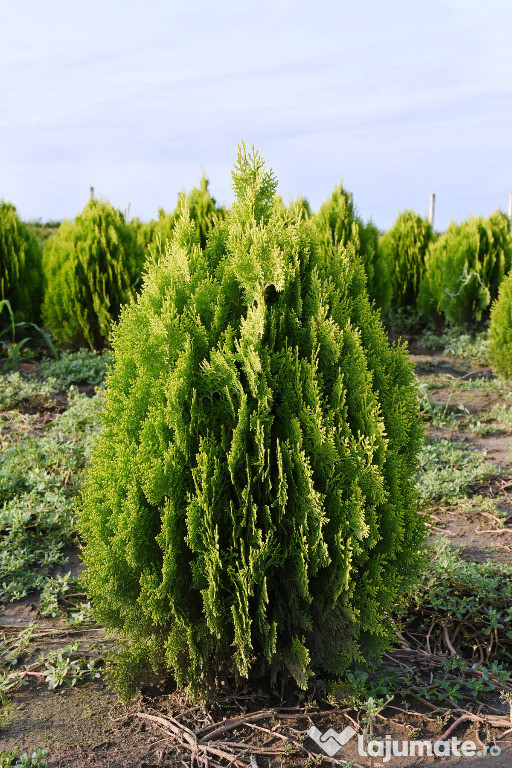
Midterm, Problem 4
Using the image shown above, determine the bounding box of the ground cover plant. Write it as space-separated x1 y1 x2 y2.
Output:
0 386 103 603
42 199 143 349
79 146 425 699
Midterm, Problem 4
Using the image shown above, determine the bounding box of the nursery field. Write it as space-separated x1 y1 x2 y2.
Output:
2 330 512 767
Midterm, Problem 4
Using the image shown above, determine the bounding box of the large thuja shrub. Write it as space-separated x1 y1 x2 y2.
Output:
314 183 392 314
0 201 43 321
489 271 512 381
380 210 433 310
80 147 424 696
42 199 144 349
418 211 512 326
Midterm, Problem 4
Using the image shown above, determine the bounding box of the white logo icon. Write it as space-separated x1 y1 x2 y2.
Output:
307 725 356 756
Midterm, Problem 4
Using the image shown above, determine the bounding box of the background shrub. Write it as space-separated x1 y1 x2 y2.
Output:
80 147 424 696
42 199 143 349
418 211 512 326
489 270 512 381
380 209 433 310
314 183 392 313
0 201 43 321
134 174 225 258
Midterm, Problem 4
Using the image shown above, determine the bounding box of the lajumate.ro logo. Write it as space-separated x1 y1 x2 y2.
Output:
307 725 502 762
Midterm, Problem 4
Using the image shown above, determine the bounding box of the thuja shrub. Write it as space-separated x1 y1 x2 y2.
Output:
489 271 512 381
135 175 225 258
380 210 433 310
314 183 392 313
0 201 43 321
184 174 225 249
42 199 144 349
80 146 425 697
418 211 512 326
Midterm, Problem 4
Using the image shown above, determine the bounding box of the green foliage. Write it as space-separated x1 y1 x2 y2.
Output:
0 626 100 702
80 145 425 696
380 210 433 310
407 538 512 663
327 539 512 709
489 270 512 382
0 388 103 603
183 174 225 249
0 747 48 768
0 300 59 373
0 202 43 322
0 372 58 410
419 211 512 325
41 199 143 349
416 437 498 501
38 348 110 387
422 327 490 364
134 174 226 258
25 218 61 247
314 183 392 313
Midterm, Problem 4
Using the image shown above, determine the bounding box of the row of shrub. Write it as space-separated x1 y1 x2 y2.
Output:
0 176 225 348
2 178 512 355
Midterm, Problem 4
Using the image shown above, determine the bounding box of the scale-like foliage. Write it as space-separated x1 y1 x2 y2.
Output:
489 270 512 381
80 146 424 696
418 212 512 326
314 183 392 313
380 210 433 310
42 200 143 349
0 201 43 321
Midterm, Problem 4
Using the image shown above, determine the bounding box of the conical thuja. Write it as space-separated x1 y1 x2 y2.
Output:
80 145 424 696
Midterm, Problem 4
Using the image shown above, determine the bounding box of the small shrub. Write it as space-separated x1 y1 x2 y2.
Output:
0 202 43 321
314 182 392 313
80 146 425 696
419 211 512 326
42 199 143 349
489 270 512 382
380 210 433 310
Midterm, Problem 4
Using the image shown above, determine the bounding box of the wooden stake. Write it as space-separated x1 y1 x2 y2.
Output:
428 193 435 228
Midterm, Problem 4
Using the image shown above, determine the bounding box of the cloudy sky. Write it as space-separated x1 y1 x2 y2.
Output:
1 0 511 231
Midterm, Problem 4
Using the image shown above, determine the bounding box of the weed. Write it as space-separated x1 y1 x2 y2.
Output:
0 628 100 698
417 437 499 501
422 328 490 364
0 373 59 411
0 748 47 768
0 388 102 603
39 573 93 625
406 538 512 663
38 349 110 387
469 403 512 435
420 374 506 394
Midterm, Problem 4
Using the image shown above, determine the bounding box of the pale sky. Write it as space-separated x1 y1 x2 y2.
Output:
1 0 511 231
